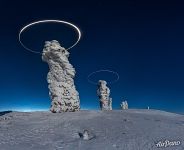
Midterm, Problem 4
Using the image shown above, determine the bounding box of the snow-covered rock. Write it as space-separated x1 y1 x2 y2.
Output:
97 80 112 110
42 40 80 112
121 101 128 110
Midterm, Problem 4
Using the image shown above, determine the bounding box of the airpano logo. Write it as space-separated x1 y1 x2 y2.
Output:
155 140 181 148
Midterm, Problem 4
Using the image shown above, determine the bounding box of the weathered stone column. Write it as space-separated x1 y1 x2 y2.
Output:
42 40 80 112
120 101 128 110
97 80 112 110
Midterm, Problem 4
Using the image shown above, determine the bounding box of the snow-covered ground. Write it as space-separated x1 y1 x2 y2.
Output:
0 109 183 150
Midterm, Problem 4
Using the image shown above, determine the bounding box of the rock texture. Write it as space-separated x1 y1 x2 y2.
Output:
121 101 128 110
97 80 112 110
42 40 80 112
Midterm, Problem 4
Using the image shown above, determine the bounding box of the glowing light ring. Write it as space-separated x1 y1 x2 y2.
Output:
87 70 119 85
19 20 81 54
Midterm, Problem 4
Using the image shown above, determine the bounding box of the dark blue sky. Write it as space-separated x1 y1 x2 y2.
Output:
0 0 184 114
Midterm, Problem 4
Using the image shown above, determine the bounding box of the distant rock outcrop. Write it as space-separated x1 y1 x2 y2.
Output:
97 80 112 110
120 101 128 110
42 40 80 112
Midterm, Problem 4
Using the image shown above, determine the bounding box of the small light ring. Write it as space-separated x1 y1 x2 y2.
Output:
87 69 119 85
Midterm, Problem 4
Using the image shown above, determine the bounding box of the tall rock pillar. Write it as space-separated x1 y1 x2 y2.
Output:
42 40 80 112
97 80 112 110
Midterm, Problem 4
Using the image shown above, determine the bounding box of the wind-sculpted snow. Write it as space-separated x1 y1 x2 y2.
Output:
42 40 80 112
0 110 183 150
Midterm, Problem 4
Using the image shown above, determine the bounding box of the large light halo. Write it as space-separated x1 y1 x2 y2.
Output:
87 70 120 85
19 20 81 54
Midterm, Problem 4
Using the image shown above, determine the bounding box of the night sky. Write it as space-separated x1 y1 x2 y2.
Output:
0 0 184 114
